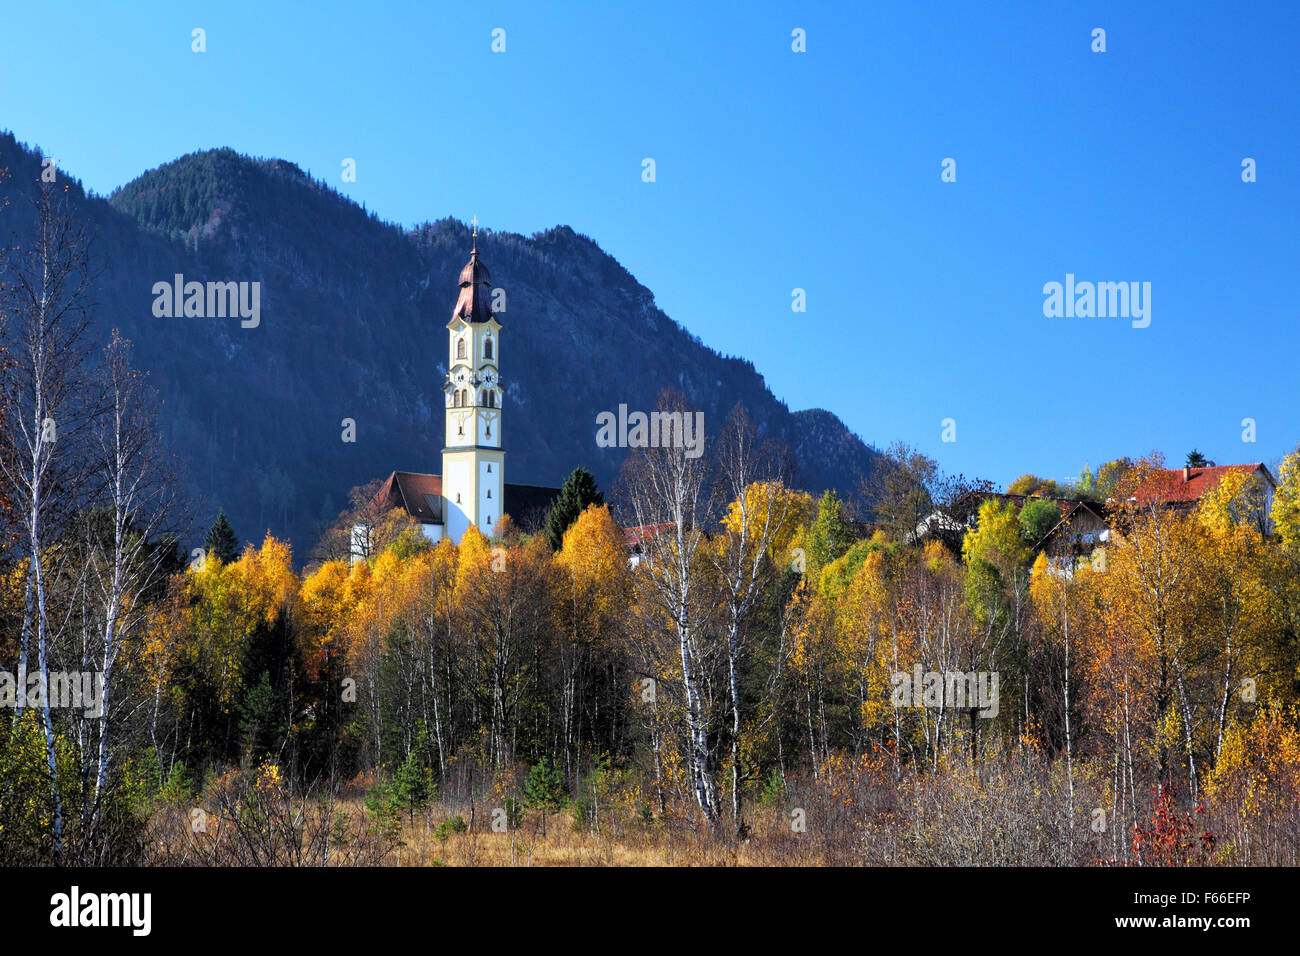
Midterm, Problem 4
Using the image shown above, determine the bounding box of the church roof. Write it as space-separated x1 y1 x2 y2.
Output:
374 471 561 530
458 251 491 287
377 471 443 523
503 483 563 530
449 229 495 326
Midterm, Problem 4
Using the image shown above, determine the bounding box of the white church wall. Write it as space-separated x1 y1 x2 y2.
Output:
478 460 501 535
444 458 472 542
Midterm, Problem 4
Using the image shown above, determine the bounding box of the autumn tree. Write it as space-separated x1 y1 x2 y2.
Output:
1094 461 1204 795
709 405 793 835
553 504 632 777
861 441 937 543
84 330 182 827
1007 474 1065 498
617 390 721 826
1271 444 1300 551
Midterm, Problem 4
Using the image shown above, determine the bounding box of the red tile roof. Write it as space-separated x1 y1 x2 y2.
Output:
374 471 561 529
1134 463 1274 505
377 471 444 522
623 522 676 546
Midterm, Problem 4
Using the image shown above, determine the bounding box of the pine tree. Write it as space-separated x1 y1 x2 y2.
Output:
544 467 605 551
204 510 240 564
394 750 434 822
521 756 568 813
806 490 854 576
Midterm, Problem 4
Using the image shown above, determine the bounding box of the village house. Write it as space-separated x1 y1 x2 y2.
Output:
1132 462 1277 535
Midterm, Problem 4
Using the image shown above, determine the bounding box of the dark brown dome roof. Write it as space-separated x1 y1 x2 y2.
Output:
450 243 494 324
458 250 491 287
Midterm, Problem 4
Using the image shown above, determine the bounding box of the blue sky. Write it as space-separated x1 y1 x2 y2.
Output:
2 0 1297 488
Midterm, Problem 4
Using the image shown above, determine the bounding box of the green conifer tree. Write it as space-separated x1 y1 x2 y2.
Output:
544 467 605 551
204 510 240 564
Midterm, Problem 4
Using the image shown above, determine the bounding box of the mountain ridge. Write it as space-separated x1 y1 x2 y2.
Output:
0 132 879 557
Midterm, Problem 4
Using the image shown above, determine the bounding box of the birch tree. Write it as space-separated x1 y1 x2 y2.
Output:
84 330 180 834
710 405 792 836
0 183 98 862
619 391 721 826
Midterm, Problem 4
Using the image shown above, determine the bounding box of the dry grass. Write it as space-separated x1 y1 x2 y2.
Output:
392 806 829 867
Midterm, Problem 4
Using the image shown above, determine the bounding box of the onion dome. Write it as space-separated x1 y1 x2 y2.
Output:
450 219 494 325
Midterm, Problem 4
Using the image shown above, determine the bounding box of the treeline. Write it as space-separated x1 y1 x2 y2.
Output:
66 415 1300 865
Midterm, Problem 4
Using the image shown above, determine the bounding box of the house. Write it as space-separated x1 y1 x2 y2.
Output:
911 490 1111 577
1036 500 1111 576
913 491 1094 545
623 522 677 568
1133 462 1277 534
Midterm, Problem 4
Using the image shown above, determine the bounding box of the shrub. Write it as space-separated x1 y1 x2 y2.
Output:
433 814 468 842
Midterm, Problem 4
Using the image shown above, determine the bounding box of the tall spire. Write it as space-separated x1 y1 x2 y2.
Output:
450 221 493 326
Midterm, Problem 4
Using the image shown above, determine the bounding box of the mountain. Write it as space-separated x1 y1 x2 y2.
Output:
0 132 879 558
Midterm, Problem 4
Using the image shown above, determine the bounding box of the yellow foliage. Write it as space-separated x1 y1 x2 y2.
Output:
720 481 812 566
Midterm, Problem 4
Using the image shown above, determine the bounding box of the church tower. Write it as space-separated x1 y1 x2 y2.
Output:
442 221 504 542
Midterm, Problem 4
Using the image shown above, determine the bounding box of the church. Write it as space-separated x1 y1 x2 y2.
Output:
361 224 559 549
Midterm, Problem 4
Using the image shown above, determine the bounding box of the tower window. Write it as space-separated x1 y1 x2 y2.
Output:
484 337 494 359
456 338 466 360
486 489 492 499
486 464 492 473
486 425 491 437
456 493 461 503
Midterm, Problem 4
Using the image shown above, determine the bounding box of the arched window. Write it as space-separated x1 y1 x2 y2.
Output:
486 489 492 499
453 390 460 408
456 338 466 360
484 337 494 360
